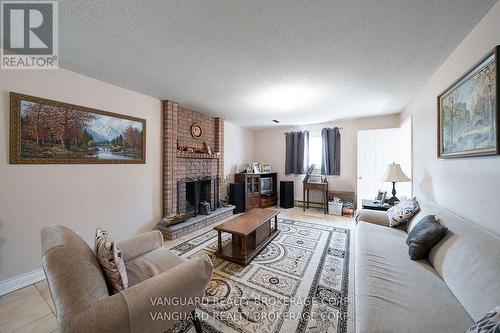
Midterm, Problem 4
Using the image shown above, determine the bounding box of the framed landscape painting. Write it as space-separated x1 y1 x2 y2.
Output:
437 46 499 158
10 92 146 164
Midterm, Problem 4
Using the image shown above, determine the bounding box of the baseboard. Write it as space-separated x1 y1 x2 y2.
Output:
295 200 325 209
0 269 46 296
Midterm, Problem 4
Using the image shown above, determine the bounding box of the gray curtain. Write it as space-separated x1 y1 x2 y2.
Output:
321 127 341 175
285 131 309 174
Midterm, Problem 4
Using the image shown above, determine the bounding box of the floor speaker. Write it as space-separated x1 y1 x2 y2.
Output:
280 181 294 209
229 183 245 213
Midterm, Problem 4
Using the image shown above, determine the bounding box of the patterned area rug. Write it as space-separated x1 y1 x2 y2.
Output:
168 218 353 333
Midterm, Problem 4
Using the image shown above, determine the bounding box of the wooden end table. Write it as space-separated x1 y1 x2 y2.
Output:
303 182 328 214
214 208 280 265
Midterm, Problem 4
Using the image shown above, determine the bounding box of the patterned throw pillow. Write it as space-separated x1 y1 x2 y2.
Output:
95 229 128 293
467 305 500 333
387 198 420 227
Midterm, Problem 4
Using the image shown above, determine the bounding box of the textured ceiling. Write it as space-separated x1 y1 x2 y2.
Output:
59 0 496 128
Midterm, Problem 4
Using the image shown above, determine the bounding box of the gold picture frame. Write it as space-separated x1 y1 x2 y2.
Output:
10 92 146 164
437 46 499 158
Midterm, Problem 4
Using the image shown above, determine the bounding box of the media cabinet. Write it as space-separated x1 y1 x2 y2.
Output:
234 172 278 211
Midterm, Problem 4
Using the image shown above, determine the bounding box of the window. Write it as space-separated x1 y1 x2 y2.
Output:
309 132 322 169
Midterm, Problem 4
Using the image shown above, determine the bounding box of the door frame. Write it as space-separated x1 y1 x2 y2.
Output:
356 127 399 209
356 120 413 209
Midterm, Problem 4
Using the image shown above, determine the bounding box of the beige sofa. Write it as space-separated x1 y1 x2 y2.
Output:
354 201 500 333
41 225 213 333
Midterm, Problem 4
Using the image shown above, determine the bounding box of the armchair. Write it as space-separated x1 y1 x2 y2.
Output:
41 225 213 333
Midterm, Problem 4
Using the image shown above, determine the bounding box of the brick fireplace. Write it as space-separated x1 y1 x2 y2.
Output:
160 100 232 239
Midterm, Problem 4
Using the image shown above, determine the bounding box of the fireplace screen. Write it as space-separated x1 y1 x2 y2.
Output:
179 176 218 217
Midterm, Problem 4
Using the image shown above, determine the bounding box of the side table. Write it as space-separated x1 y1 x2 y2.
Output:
361 199 392 211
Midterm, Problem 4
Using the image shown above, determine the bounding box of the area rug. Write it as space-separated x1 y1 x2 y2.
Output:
168 218 353 333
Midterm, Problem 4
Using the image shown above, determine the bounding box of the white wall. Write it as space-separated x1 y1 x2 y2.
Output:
253 114 400 203
400 0 500 236
222 121 255 197
0 69 162 282
396 117 413 199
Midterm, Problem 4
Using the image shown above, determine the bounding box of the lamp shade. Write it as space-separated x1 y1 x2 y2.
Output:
382 163 411 182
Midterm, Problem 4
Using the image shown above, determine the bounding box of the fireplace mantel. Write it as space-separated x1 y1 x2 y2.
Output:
177 151 220 159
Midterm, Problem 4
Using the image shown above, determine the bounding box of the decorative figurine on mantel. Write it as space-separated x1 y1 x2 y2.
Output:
204 142 212 154
177 140 212 154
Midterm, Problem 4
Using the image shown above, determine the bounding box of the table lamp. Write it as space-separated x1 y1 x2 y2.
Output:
382 162 411 205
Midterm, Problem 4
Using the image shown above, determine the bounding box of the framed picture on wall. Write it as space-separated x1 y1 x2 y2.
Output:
10 92 146 164
437 46 499 158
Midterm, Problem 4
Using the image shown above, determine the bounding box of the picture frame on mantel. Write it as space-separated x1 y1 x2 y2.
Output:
437 45 499 158
10 92 146 164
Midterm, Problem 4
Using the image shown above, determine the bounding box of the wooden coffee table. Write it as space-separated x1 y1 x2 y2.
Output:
214 208 280 265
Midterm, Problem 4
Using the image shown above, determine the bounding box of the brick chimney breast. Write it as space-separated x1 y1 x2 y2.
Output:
162 100 224 217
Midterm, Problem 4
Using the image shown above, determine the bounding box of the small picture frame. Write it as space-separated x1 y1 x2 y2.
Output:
262 163 271 173
375 190 387 203
245 164 253 173
253 162 261 173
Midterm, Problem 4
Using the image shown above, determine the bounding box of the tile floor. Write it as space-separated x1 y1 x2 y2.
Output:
0 207 354 333
0 281 58 333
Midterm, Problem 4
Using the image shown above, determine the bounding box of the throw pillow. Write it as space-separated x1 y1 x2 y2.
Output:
405 215 447 260
95 229 128 293
467 305 500 333
387 198 420 227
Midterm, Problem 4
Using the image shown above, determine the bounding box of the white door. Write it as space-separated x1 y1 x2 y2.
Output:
357 128 399 208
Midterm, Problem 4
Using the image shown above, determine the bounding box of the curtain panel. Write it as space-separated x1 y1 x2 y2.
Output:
321 127 341 175
285 131 309 175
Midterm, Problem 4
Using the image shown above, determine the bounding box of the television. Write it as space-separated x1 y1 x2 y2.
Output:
260 177 273 195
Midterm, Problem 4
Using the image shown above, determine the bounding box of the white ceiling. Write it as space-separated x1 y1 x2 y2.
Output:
59 0 496 128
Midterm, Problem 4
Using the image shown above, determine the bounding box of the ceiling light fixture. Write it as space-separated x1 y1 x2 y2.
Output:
250 83 324 112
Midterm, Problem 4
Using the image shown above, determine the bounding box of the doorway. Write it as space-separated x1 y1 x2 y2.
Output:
357 119 412 208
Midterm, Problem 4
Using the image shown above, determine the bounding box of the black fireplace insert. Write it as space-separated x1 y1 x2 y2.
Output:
184 177 218 217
